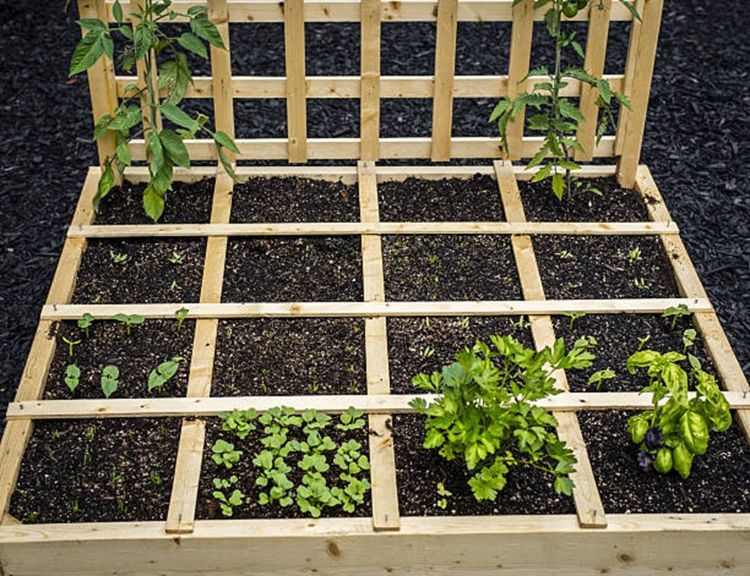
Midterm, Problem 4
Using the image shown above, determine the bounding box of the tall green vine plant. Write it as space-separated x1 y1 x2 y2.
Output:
69 0 240 222
491 0 640 199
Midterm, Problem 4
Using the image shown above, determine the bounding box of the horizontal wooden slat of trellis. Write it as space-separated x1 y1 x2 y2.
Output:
40 298 712 320
8 391 750 420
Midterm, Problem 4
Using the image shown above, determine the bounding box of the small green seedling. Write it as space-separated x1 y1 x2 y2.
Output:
175 307 189 331
109 249 128 264
436 481 452 510
170 280 182 292
588 369 616 391
637 334 651 351
113 313 145 336
212 439 243 469
419 346 436 361
458 317 470 329
169 251 185 265
627 246 642 264
149 472 162 486
683 328 697 352
562 311 586 330
426 254 439 265
77 313 95 338
662 304 690 329
556 250 574 260
634 277 648 290
337 408 366 432
64 364 81 393
509 316 531 330
219 409 258 440
148 356 185 392
212 476 245 517
100 365 119 398
62 336 81 358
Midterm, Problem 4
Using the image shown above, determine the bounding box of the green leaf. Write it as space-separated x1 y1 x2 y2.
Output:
116 141 132 166
69 31 105 76
553 476 574 496
672 443 693 479
147 130 164 176
101 365 119 398
93 163 116 212
160 129 191 168
190 13 225 49
134 24 156 60
627 414 649 444
218 148 237 182
113 0 123 23
551 172 565 200
160 103 200 131
653 448 673 474
158 54 192 104
214 131 240 154
620 0 642 22
77 18 107 32
177 32 208 59
679 411 709 456
143 184 165 223
489 98 510 123
558 99 585 122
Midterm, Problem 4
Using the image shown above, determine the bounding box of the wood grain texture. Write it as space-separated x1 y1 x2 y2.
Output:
430 0 458 161
360 0 381 160
284 0 307 162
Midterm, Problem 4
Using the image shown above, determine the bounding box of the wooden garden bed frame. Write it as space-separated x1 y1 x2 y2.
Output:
1 1 749 574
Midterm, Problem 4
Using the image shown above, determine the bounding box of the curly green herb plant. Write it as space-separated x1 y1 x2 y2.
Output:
410 335 597 500
69 0 240 221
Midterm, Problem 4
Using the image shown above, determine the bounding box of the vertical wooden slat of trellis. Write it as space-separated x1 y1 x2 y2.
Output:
430 0 459 162
358 161 400 531
132 0 162 133
505 0 534 160
614 0 645 157
616 0 664 188
360 0 381 161
208 0 235 162
635 166 750 443
574 0 612 162
494 160 607 529
78 0 119 169
166 174 234 534
284 0 308 163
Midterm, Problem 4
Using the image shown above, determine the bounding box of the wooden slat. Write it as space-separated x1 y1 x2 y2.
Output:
430 0 459 161
131 0 162 133
208 0 235 163
614 0 645 156
505 0 534 160
575 0 612 162
284 0 307 162
0 421 33 520
360 0 381 160
498 163 607 529
616 0 664 187
165 420 206 534
358 161 400 531
9 391 750 421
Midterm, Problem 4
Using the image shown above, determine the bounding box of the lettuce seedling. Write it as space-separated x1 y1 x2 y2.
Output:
337 408 366 432
113 313 145 336
212 476 245 517
148 356 185 392
626 350 731 479
174 307 189 331
211 439 242 469
77 313 95 338
101 365 119 398
410 335 596 500
219 409 258 440
64 364 81 393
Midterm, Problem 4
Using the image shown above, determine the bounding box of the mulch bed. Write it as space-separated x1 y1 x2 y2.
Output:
44 320 195 399
212 318 367 396
10 418 180 523
71 238 206 304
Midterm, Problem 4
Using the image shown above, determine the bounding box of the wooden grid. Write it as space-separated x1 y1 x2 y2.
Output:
2 162 749 540
83 0 663 185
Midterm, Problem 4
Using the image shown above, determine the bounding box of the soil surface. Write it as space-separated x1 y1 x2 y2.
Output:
72 239 206 304
230 177 360 222
212 318 367 396
518 177 650 222
94 179 214 224
382 235 521 301
223 237 363 302
378 175 505 222
387 316 535 394
552 314 715 392
533 235 679 299
579 410 750 513
196 417 372 519
44 320 195 399
392 413 575 515
10 418 180 523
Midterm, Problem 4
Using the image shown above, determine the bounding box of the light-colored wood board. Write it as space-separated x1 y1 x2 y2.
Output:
44 238 86 306
494 159 526 222
368 414 399 531
165 420 206 534
375 163 617 180
0 421 33 521
360 0 381 160
430 0 458 161
186 319 219 398
13 321 56 403
208 0 236 161
284 0 307 162
614 0 646 156
505 0 534 160
9 390 750 420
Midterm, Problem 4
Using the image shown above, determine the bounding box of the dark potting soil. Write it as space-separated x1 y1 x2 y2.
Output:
222 237 363 302
533 235 679 299
551 314 715 392
71 238 206 304
579 410 750 513
10 418 180 523
382 235 522 301
212 318 367 396
378 175 505 222
518 177 650 222
44 320 195 399
230 176 360 222
94 178 214 224
196 417 372 520
387 316 535 394
392 413 575 516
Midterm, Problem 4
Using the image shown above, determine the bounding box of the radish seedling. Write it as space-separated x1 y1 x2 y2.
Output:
211 439 242 469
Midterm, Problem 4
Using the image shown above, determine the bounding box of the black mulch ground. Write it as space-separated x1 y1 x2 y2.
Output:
212 318 367 396
387 316 535 394
392 413 575 516
71 238 206 304
579 411 750 513
229 177 360 223
222 237 363 302
533 235 679 299
10 418 180 523
2 0 749 432
378 175 505 222
44 320 195 399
